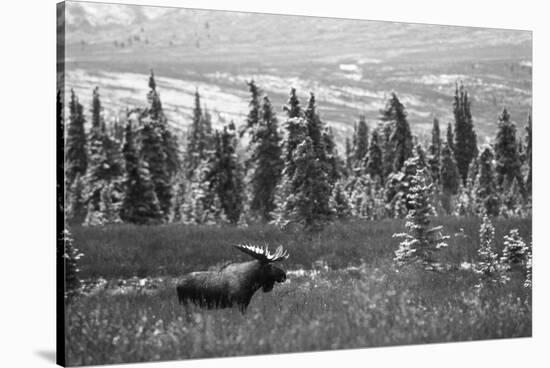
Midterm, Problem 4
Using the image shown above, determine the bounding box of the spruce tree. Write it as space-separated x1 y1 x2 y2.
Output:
171 175 186 223
57 88 63 131
453 83 478 184
331 180 352 219
99 184 122 224
186 89 212 180
59 88 65 218
147 70 163 120
304 93 339 186
393 167 449 271
446 122 455 152
439 142 460 214
281 117 308 180
349 174 385 220
241 79 261 137
202 106 213 137
84 88 123 220
454 159 478 218
272 117 308 224
385 157 427 219
440 143 460 193
210 125 244 224
380 122 394 180
161 127 180 178
384 171 408 219
494 108 523 193
322 126 341 185
345 137 353 175
250 96 284 221
415 144 428 170
283 87 302 118
524 247 532 288
474 214 507 287
428 117 441 184
120 121 163 224
148 71 181 176
304 92 323 154
351 115 369 169
66 174 87 225
404 156 430 211
499 176 528 218
474 147 500 217
182 160 217 225
139 71 179 219
524 114 532 197
138 118 172 220
111 119 125 143
381 93 413 172
62 229 84 298
146 72 181 179
501 229 528 270
91 86 103 129
467 156 480 188
65 89 88 185
280 137 333 230
365 129 383 183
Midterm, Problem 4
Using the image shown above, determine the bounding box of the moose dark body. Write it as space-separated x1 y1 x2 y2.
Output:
176 244 289 312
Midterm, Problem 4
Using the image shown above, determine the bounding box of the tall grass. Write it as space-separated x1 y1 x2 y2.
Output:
66 217 531 366
72 216 531 278
66 266 531 366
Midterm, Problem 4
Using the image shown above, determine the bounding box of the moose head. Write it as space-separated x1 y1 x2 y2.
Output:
233 243 289 292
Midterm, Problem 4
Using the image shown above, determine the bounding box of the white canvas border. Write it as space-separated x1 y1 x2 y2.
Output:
1 0 546 367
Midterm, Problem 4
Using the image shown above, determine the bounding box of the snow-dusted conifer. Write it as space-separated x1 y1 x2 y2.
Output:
474 147 500 217
393 167 449 271
62 229 84 299
474 214 508 287
501 229 528 270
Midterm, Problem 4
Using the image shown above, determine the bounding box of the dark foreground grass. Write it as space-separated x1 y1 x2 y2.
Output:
66 217 532 366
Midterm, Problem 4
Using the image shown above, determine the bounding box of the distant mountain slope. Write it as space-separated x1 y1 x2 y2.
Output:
64 2 530 63
61 2 532 146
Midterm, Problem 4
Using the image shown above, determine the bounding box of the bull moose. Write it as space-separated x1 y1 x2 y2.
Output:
176 243 290 312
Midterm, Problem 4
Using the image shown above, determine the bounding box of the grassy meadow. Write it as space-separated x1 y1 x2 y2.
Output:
66 217 531 366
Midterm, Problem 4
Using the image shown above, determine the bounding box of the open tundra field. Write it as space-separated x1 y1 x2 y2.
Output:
66 218 531 366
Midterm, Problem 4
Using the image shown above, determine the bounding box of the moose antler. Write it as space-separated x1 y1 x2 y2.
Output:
234 243 289 263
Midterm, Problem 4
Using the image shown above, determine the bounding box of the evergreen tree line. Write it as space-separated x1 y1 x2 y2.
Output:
341 84 531 221
64 74 532 230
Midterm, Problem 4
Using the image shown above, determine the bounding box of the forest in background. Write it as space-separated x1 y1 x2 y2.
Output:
61 70 532 230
